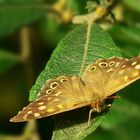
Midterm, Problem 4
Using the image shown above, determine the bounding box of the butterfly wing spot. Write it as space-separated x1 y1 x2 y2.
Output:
53 98 61 102
115 62 120 67
89 66 96 72
38 106 47 110
23 107 26 110
34 113 40 118
54 92 63 96
135 64 140 70
122 76 128 82
130 71 139 78
99 62 108 67
57 104 64 109
60 78 69 83
47 108 55 113
50 82 59 89
106 68 114 73
38 102 44 105
46 89 53 94
23 115 28 120
118 69 125 75
27 111 33 114
132 61 137 66
109 61 115 67
122 65 126 68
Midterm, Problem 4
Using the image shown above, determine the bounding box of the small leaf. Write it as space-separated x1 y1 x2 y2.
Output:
29 23 121 139
0 49 19 74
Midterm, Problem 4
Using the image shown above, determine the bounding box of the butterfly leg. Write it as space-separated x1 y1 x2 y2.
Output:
88 108 95 126
88 104 101 126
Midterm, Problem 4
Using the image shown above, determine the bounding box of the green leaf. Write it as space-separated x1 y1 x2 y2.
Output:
0 1 46 38
0 49 19 74
123 0 140 13
109 23 140 44
108 23 140 57
29 23 121 140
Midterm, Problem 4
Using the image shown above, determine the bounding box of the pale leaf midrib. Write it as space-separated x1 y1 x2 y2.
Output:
79 22 93 76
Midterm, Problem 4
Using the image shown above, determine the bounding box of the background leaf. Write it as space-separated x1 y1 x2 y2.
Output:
0 0 46 38
0 49 19 74
108 23 140 57
123 0 140 13
29 23 121 140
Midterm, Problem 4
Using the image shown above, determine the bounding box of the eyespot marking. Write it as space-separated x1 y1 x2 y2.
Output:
34 113 40 118
109 61 115 67
132 61 137 66
89 66 96 72
46 89 53 94
60 78 69 83
50 82 58 89
38 106 46 110
99 62 108 67
135 64 140 70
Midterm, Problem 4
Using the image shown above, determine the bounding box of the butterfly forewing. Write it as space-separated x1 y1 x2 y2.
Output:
10 76 92 122
106 57 140 96
82 56 140 99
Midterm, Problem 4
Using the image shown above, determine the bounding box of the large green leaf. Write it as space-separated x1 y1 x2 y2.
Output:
0 0 46 38
29 23 121 140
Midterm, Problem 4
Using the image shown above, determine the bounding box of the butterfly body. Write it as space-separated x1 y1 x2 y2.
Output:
10 56 140 122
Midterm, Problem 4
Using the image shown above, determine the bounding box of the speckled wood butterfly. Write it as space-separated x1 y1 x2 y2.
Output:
10 56 140 123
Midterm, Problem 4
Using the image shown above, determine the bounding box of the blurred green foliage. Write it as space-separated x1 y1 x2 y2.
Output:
0 49 19 74
0 0 140 140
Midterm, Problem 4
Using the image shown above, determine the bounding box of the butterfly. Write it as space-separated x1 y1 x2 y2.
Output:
10 56 140 123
